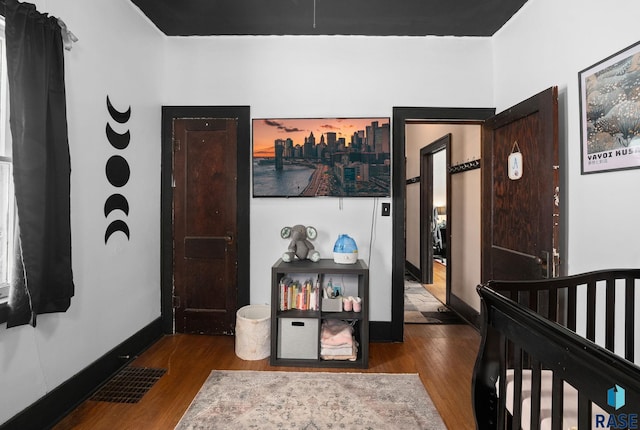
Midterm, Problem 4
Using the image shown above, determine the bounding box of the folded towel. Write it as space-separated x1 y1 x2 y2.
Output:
321 341 358 361
321 320 353 346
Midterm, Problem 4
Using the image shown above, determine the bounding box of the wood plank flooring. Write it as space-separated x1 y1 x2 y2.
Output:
54 322 480 429
424 260 447 303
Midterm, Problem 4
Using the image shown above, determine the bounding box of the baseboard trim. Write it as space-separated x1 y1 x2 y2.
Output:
1 317 163 430
370 321 396 342
405 261 420 281
449 293 480 329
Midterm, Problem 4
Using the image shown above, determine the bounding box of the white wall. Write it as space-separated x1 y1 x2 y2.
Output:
0 0 163 424
449 126 482 309
162 36 494 320
493 0 640 274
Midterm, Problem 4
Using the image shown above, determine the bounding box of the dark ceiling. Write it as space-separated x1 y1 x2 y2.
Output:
130 0 529 37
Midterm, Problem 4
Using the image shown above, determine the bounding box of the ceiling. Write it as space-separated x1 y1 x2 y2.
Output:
130 0 529 37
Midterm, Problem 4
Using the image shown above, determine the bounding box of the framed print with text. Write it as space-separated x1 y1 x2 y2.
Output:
580 40 640 174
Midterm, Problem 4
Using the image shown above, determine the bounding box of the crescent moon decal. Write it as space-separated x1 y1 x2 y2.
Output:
105 219 130 243
106 96 131 124
105 155 130 187
104 193 130 218
106 123 131 150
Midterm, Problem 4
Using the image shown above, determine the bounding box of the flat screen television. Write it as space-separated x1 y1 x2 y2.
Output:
252 117 391 197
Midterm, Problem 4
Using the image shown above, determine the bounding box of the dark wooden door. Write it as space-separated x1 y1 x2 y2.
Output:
481 87 560 282
173 118 238 335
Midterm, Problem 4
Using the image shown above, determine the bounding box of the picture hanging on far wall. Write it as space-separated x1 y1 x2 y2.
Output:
579 40 640 174
252 117 391 197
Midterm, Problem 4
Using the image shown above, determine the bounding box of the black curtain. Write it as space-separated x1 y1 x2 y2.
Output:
5 0 74 327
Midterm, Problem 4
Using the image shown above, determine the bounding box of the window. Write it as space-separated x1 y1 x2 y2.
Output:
0 17 14 308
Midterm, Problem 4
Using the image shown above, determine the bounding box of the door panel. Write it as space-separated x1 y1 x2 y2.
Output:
481 87 559 282
173 118 238 335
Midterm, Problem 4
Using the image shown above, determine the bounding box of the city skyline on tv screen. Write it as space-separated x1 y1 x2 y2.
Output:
252 117 391 198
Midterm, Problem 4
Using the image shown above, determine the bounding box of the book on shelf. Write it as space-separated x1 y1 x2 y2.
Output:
279 275 320 311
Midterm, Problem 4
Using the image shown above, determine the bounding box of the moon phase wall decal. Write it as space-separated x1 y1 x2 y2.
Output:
105 219 130 243
105 155 130 187
104 193 130 217
105 96 132 244
106 123 130 149
106 96 131 124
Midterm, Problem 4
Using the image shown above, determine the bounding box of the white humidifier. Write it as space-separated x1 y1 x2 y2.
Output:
333 234 358 264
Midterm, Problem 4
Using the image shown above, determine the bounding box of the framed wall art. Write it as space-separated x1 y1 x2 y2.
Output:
252 117 391 197
579 40 640 174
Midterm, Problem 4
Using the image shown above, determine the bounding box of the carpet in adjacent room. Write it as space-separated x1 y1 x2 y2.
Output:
404 278 465 324
175 370 447 429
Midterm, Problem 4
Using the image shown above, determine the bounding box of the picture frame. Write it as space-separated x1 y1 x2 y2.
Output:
579 40 640 174
252 117 391 197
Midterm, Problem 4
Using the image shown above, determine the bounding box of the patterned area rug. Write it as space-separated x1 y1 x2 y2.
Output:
404 279 465 324
175 370 447 429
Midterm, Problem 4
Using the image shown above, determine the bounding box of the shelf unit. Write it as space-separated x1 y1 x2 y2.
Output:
270 258 369 368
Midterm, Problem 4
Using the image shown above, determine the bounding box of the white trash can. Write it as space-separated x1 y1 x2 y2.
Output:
235 304 271 360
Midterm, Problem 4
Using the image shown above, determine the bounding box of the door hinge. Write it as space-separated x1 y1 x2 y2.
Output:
552 248 560 278
175 139 181 152
172 296 180 308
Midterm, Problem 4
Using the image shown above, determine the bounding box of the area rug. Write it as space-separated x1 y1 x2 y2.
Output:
175 370 447 429
404 279 464 324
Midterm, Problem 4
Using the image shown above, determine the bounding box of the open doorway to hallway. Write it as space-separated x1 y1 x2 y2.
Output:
404 121 484 318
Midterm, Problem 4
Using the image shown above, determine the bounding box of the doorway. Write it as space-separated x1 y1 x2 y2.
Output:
420 135 449 303
160 106 250 335
391 108 495 341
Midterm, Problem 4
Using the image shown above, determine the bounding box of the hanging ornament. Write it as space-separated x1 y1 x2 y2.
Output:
508 141 523 180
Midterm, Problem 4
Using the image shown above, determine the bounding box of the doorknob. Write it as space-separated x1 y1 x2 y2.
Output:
225 232 233 244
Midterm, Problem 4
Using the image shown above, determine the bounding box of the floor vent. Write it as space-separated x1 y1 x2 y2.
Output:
91 367 167 404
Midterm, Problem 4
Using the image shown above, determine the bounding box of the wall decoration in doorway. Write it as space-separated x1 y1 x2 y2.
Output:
252 117 391 197
449 158 480 174
579 40 640 174
105 96 131 243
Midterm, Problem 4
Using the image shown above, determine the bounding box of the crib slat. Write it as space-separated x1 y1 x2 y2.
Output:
605 278 615 352
626 277 635 362
577 393 592 429
497 357 507 430
586 281 596 342
567 285 577 331
530 287 538 313
512 345 523 430
551 374 564 430
530 361 542 430
548 287 557 322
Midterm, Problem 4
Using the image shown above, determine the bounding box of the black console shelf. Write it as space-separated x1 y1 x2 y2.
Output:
270 258 369 368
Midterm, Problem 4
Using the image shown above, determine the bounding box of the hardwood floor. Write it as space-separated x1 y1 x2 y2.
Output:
54 323 480 429
424 260 447 303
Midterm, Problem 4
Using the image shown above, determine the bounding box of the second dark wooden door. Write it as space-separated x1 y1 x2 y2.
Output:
173 118 238 335
481 87 560 282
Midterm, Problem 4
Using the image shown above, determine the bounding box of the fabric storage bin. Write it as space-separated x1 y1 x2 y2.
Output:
277 318 319 359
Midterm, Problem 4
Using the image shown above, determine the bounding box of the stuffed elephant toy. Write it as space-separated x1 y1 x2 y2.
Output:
281 225 320 262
